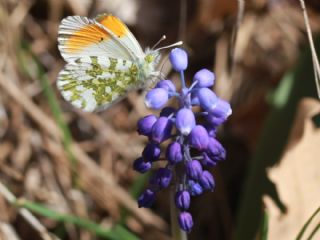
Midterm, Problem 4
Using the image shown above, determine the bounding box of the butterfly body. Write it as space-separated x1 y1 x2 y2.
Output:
57 14 160 112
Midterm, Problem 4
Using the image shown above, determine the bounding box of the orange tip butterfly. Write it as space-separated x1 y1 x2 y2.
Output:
57 14 182 112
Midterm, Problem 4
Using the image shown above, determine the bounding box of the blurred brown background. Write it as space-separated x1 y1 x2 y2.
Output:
0 0 320 239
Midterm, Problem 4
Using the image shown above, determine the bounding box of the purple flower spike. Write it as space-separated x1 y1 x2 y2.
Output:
186 160 203 180
178 212 193 232
175 190 190 210
135 44 231 232
197 88 218 111
138 189 156 208
145 88 169 110
151 117 173 143
200 171 215 191
166 142 183 164
188 125 209 150
151 168 173 189
209 98 232 119
137 115 157 136
188 180 203 196
133 157 152 173
142 143 161 161
193 69 215 88
169 48 188 71
176 108 196 135
156 80 176 93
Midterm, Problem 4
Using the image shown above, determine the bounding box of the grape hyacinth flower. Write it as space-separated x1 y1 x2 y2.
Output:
135 48 232 232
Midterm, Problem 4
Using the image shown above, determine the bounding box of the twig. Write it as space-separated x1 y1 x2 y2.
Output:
0 181 59 240
178 0 187 42
229 0 245 74
298 0 320 98
0 222 21 240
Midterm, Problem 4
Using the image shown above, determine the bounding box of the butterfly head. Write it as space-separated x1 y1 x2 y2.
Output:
136 49 160 81
138 38 183 82
144 51 159 64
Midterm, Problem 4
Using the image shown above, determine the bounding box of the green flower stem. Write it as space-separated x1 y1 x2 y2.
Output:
170 187 187 240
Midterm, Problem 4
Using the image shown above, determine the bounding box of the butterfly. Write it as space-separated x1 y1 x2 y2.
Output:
57 14 182 112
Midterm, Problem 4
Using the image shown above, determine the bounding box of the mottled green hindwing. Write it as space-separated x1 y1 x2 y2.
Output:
57 56 139 112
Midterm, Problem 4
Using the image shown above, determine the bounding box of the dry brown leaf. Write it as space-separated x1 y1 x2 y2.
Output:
264 98 320 240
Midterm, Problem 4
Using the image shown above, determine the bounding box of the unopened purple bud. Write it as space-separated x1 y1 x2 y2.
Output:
200 170 215 191
169 48 188 71
138 189 156 208
201 152 217 167
209 99 232 119
142 143 161 161
137 115 157 136
188 125 209 150
186 160 203 180
193 69 215 87
166 142 183 164
197 88 218 111
206 137 226 161
145 88 168 110
133 157 152 173
160 107 176 117
178 212 193 232
205 114 226 127
151 117 173 143
188 180 203 196
156 80 176 93
175 190 190 210
150 168 172 189
176 108 196 135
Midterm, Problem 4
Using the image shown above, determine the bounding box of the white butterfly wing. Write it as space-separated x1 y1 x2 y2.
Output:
58 15 138 62
57 56 139 112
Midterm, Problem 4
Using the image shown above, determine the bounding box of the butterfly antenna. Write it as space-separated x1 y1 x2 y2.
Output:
152 35 167 50
155 41 183 51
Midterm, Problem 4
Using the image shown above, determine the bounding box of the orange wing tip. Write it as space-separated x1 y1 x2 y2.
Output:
63 24 110 53
96 14 128 38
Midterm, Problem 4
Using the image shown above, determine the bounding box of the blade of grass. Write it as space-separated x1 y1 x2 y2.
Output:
15 200 139 240
296 206 320 240
306 222 320 240
259 210 269 240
